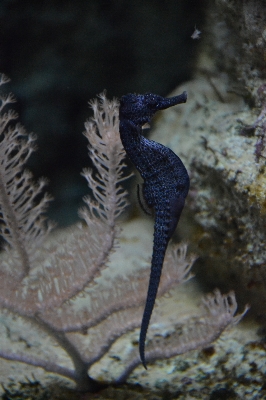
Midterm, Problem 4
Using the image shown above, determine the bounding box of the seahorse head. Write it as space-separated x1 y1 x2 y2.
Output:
119 92 187 127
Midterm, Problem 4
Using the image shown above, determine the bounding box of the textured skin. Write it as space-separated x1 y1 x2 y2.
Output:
119 92 189 368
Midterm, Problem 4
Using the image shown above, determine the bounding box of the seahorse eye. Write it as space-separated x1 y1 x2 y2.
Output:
149 99 157 106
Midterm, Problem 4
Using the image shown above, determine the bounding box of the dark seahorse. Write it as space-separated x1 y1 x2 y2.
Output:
119 91 189 369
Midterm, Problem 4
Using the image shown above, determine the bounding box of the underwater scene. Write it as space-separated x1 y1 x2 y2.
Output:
0 1 265 399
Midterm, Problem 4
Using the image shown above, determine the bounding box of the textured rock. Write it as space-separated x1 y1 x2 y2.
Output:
151 0 266 319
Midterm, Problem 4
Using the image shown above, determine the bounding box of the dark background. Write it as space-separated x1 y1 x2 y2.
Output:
0 0 206 225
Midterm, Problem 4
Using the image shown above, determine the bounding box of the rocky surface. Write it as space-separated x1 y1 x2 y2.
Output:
0 218 263 400
150 0 266 322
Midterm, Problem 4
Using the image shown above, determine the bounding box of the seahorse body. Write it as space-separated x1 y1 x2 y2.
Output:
119 92 189 368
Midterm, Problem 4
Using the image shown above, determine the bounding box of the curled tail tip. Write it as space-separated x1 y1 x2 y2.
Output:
140 353 148 370
139 339 148 369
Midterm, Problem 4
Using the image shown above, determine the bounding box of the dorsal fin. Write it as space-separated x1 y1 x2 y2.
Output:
137 183 153 216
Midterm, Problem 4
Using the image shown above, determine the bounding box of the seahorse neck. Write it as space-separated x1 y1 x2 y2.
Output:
119 119 153 177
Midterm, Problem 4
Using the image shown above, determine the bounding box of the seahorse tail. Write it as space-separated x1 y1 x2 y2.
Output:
139 210 170 368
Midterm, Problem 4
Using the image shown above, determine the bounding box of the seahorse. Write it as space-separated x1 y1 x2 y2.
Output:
119 91 189 368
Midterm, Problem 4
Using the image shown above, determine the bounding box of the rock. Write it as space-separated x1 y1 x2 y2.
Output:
150 0 266 320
